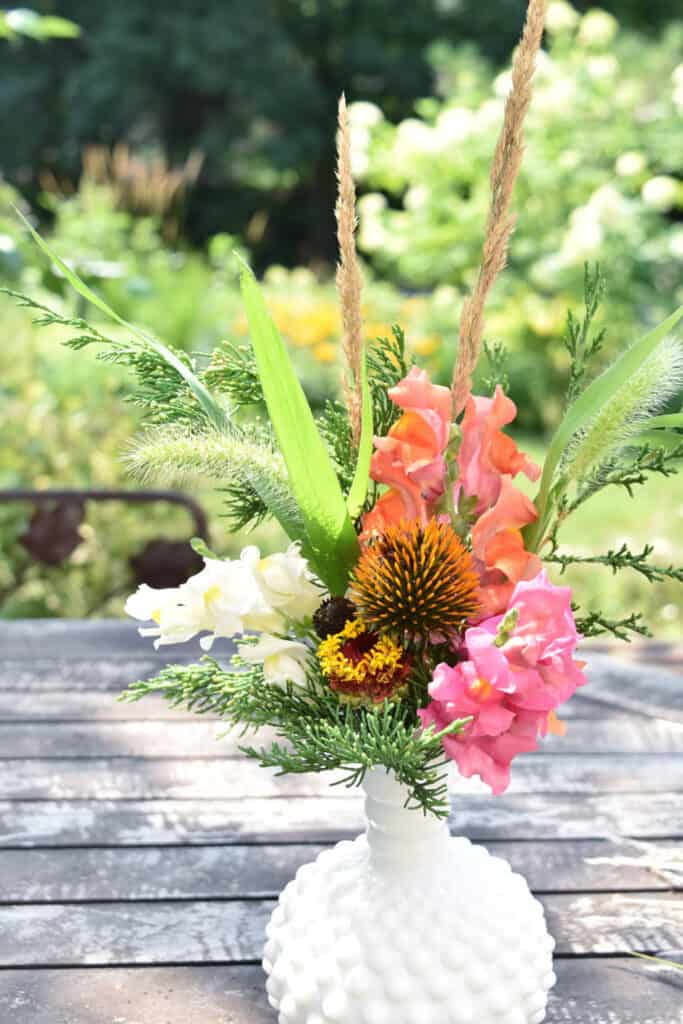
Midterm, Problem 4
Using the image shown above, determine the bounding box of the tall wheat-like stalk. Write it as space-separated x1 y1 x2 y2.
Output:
451 0 547 416
335 94 365 447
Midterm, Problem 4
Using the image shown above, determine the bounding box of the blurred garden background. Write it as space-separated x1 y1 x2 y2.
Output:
0 1 681 633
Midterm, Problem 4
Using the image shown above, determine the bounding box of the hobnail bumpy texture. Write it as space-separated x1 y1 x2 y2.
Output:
263 770 556 1024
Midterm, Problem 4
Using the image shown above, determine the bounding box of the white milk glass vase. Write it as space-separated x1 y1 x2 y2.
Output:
263 767 556 1024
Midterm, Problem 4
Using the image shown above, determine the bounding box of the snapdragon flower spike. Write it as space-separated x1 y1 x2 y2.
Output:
419 571 587 794
125 542 324 651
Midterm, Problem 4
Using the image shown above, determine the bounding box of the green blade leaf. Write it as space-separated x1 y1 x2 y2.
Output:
528 304 683 549
630 429 683 453
16 208 229 433
644 412 683 430
237 258 359 594
346 347 373 521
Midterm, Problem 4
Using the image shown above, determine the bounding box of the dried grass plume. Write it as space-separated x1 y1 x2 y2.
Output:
335 93 365 446
451 0 547 416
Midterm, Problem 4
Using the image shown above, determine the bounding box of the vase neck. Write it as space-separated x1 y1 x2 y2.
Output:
362 767 450 869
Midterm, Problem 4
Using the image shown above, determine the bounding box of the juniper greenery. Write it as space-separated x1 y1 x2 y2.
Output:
121 655 467 816
366 325 411 437
562 263 607 407
2 289 211 428
573 608 652 642
481 340 510 395
547 543 683 585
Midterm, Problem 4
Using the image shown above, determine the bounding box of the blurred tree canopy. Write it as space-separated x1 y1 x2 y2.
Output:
0 0 675 267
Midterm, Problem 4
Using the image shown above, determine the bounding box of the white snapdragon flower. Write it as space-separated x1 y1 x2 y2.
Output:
183 557 284 650
238 635 310 688
242 542 322 622
126 544 323 651
124 584 205 649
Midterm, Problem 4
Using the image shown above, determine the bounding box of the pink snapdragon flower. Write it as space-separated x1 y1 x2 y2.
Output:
419 571 586 794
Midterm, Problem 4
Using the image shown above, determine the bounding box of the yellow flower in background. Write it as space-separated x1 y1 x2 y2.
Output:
412 333 441 357
364 320 393 342
313 341 337 363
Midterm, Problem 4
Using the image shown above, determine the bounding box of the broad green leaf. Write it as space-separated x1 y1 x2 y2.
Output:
16 209 228 433
630 429 683 452
346 347 373 521
644 412 683 430
527 305 683 550
237 258 359 594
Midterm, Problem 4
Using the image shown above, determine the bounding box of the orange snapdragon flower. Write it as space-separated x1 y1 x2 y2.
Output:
457 386 540 515
471 477 542 617
361 367 451 540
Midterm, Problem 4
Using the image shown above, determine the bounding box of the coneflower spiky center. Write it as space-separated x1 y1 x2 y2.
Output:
350 518 480 637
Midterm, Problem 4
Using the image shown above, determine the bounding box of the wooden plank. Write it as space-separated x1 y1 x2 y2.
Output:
543 893 683 956
0 893 681 966
0 965 273 1024
0 752 680 800
0 620 234 659
2 791 682 848
1 839 679 903
0 687 632 723
0 657 200 693
0 691 217 722
585 639 683 672
582 652 683 722
4 716 682 757
1 959 681 1024
0 721 237 757
549 955 683 1024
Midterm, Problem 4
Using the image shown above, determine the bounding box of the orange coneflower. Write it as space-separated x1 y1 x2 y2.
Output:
350 519 480 638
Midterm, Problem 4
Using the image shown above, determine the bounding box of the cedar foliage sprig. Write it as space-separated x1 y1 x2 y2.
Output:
367 325 411 437
121 656 467 816
573 608 652 642
547 543 683 585
318 400 356 493
3 288 208 427
203 342 263 406
481 340 510 394
568 442 683 512
562 263 607 406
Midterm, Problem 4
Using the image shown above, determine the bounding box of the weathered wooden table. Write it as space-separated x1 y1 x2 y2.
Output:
0 621 681 1023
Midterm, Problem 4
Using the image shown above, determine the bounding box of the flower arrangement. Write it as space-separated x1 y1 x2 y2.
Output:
5 0 682 817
